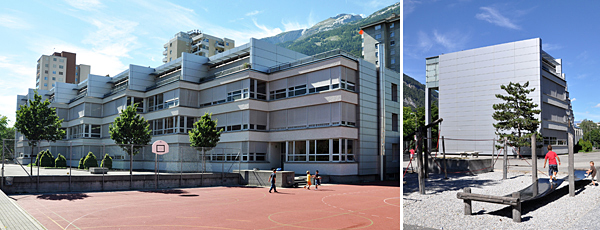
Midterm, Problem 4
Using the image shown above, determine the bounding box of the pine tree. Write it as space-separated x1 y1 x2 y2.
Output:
492 81 541 153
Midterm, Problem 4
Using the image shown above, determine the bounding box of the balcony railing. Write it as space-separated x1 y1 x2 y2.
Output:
146 71 181 91
104 82 128 98
267 49 358 73
69 92 87 103
201 64 250 83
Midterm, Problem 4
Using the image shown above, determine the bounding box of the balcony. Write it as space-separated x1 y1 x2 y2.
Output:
200 64 250 83
215 42 225 48
104 82 128 98
146 71 181 91
162 57 168 63
267 49 358 73
163 50 168 55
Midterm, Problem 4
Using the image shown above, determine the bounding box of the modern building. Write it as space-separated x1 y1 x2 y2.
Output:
163 30 235 63
17 38 400 180
360 13 400 72
36 51 90 90
425 38 575 155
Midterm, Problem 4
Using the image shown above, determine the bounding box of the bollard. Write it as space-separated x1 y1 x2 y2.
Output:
512 192 521 222
463 188 472 215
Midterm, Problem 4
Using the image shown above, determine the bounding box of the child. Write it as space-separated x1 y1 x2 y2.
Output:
314 170 321 190
586 161 597 186
304 171 312 190
543 145 561 182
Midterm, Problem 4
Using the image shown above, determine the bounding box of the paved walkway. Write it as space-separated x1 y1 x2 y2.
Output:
0 189 45 229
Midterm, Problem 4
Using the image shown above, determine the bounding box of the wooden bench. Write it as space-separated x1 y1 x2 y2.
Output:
457 187 522 222
89 167 108 174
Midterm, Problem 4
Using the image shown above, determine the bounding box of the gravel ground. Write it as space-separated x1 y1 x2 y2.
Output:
403 170 600 230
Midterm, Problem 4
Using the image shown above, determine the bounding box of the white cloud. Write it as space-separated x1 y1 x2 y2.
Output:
0 14 32 30
0 56 37 126
543 43 562 51
432 30 469 51
417 31 433 52
281 10 318 32
82 18 139 58
245 10 263 16
595 103 600 108
476 6 520 30
251 19 283 38
64 0 104 11
571 98 576 102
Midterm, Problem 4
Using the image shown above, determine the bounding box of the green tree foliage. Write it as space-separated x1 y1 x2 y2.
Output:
580 140 593 152
78 157 85 169
55 153 67 168
584 129 600 148
189 113 223 148
15 91 65 172
83 152 98 169
101 154 113 169
109 104 152 155
403 74 438 109
0 115 15 160
579 119 598 135
403 107 416 137
34 150 54 167
492 82 541 153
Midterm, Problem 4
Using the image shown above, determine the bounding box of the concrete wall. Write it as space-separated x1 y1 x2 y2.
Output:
235 170 295 187
249 38 308 72
283 162 358 176
1 173 240 194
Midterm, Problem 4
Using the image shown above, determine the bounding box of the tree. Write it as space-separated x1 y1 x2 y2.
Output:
585 129 600 148
189 113 223 149
83 152 98 169
492 81 541 154
189 113 223 172
0 115 15 161
101 154 113 169
403 107 416 137
109 103 151 174
15 91 65 175
579 119 598 135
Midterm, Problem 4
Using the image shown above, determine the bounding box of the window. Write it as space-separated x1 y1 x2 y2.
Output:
44 83 47 87
392 113 398 132
59 65 64 69
169 58 172 62
44 77 47 80
392 83 398 102
375 52 378 58
226 42 229 46
375 44 378 49
59 72 63 75
390 32 395 37
391 58 396 64
45 64 48 67
60 59 64 63
170 43 172 47
52 77 56 80
53 64 56 68
390 40 395 46
390 23 394 28
391 50 396 55
205 39 209 42
52 71 56 74
170 50 172 54
375 25 381 30
288 85 306 97
52 83 55 87
375 61 378 65
53 58 56 61
375 34 382 40
44 70 48 74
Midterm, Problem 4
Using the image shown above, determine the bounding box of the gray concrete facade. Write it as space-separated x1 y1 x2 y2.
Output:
426 38 574 156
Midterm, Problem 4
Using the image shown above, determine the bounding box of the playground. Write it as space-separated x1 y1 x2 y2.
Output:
11 182 400 230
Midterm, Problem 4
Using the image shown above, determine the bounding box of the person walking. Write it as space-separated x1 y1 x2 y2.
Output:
314 170 321 190
268 169 278 193
586 161 597 186
304 171 312 190
543 145 561 182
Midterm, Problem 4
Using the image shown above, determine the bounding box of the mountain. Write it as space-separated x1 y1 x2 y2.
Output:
261 14 363 45
404 74 438 109
261 2 399 58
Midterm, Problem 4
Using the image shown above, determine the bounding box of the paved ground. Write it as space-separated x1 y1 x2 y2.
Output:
0 189 45 229
11 182 400 229
1 163 158 177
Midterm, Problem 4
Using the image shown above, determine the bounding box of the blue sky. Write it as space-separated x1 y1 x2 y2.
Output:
0 0 398 126
404 0 600 122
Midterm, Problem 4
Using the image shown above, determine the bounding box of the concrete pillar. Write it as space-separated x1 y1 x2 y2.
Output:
425 88 433 157
568 133 574 197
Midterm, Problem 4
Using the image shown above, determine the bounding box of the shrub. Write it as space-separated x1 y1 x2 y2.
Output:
39 150 55 167
55 153 67 168
581 140 594 152
100 154 113 169
83 152 98 169
78 157 85 169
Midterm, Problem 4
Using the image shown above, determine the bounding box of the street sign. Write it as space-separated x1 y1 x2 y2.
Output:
152 140 169 155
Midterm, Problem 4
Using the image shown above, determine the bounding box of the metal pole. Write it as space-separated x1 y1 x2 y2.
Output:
69 141 72 192
37 141 40 192
1 139 4 190
201 148 204 187
492 139 495 172
179 148 182 188
424 136 428 179
417 135 425 194
531 135 537 183
503 137 508 180
568 133 574 197
130 144 133 189
378 43 386 182
102 144 105 191
155 153 158 189
442 136 447 179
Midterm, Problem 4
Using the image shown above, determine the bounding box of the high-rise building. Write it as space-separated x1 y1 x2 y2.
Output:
17 38 400 180
425 38 575 155
162 30 235 63
36 51 90 90
360 13 400 72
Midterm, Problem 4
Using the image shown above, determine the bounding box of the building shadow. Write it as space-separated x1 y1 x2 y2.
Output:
139 189 188 194
36 193 89 201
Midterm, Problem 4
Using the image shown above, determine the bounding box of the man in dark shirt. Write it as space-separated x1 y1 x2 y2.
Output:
586 161 597 186
268 169 278 193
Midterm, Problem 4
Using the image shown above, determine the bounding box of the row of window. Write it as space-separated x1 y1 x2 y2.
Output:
69 124 101 139
374 23 395 31
285 139 355 162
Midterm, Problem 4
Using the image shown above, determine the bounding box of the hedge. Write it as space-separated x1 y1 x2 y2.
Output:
55 153 67 168
100 154 112 169
83 152 98 169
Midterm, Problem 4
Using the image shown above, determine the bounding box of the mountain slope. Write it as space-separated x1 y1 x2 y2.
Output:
261 13 362 45
404 74 438 109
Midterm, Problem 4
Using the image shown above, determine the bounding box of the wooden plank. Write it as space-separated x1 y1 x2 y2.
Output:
457 192 519 206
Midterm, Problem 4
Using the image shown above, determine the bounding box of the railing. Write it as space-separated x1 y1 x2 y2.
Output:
69 92 87 103
146 72 181 91
103 82 128 98
267 49 359 73
201 64 250 83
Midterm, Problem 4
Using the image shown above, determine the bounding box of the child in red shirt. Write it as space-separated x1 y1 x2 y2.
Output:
543 145 561 182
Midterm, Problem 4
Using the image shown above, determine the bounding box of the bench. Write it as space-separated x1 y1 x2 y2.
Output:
457 187 522 222
89 167 108 174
